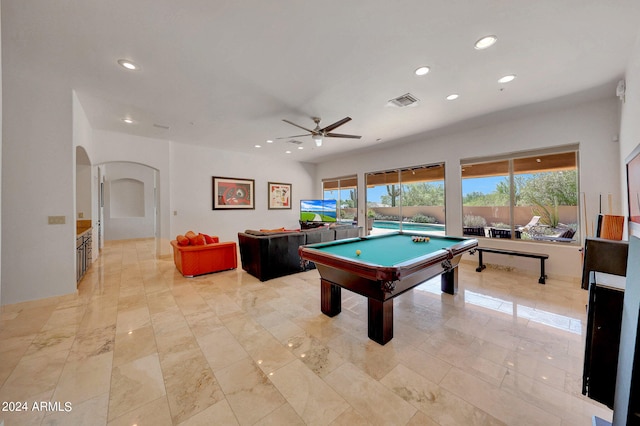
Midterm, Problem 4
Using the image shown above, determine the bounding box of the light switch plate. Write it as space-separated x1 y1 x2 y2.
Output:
48 215 66 224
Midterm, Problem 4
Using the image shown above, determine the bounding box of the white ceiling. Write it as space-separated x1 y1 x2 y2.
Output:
4 1 640 163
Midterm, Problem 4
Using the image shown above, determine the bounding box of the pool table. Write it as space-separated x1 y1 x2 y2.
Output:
299 232 478 345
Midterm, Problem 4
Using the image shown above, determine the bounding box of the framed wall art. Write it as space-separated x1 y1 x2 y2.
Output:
212 176 255 210
268 182 292 209
627 143 640 237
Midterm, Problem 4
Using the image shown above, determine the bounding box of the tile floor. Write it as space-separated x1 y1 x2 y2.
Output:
0 238 613 425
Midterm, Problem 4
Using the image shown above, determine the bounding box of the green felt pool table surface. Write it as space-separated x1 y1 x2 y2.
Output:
308 233 469 267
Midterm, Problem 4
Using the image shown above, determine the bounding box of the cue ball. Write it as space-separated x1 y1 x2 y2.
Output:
356 249 361 256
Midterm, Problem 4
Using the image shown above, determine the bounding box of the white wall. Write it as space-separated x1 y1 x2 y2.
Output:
619 32 640 221
103 163 156 240
317 94 622 281
169 141 317 244
2 67 76 304
0 6 3 306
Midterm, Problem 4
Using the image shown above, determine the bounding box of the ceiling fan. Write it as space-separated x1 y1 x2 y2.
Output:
279 116 361 147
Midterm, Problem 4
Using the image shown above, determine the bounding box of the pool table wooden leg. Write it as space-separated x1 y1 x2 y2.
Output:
320 279 341 317
441 267 458 295
368 298 393 345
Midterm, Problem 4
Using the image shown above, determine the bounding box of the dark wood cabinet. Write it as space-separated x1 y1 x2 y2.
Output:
583 277 624 408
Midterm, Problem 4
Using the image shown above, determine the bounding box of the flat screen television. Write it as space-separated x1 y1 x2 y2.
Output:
300 199 337 223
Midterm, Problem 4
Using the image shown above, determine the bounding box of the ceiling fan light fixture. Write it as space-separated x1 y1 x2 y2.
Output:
313 135 323 147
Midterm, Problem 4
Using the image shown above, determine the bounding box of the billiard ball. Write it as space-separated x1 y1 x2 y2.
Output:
425 237 430 242
356 249 361 256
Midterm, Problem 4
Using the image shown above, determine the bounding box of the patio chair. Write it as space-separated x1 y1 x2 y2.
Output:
518 216 541 231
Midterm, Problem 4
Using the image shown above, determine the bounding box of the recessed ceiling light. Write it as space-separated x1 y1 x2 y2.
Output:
254 144 261 148
122 118 134 124
298 146 304 150
498 74 516 83
117 59 139 70
474 35 497 50
446 94 459 100
285 150 291 154
414 66 430 76
266 139 273 143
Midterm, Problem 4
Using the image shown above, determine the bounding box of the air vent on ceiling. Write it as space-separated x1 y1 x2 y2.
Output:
153 123 170 130
285 140 303 145
388 93 419 107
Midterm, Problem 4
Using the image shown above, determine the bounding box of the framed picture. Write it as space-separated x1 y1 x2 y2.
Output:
212 176 255 210
268 182 292 209
627 143 640 237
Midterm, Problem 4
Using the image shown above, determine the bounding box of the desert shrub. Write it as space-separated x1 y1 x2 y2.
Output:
411 214 437 223
463 215 487 227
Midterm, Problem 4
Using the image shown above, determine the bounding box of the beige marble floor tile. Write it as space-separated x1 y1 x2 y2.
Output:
440 367 561 426
215 358 286 425
253 402 305 425
108 353 166 421
395 346 452 384
67 324 116 362
184 310 224 338
177 398 240 426
52 351 113 405
239 329 297 375
0 349 67 401
107 396 173 426
327 407 369 426
0 389 51 426
286 333 346 378
0 239 615 426
270 359 349 425
381 364 506 425
115 305 151 334
24 324 77 357
324 362 417 425
42 392 109 426
112 325 157 367
160 347 225 424
197 327 249 372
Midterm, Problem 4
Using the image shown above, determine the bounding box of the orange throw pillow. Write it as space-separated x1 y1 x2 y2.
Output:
259 227 286 233
185 230 198 245
192 234 206 245
201 233 218 244
176 235 189 246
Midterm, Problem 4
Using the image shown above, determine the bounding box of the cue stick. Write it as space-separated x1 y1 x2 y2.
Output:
596 193 603 237
582 192 589 237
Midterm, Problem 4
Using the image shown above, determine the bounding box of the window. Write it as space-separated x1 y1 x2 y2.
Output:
365 163 445 235
462 147 579 243
323 176 357 224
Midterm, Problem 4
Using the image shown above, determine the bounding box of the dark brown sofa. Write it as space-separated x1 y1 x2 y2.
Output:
238 225 360 281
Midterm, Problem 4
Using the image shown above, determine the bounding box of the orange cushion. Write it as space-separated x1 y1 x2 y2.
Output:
259 227 286 233
176 235 190 246
185 230 198 245
201 233 218 244
192 234 206 246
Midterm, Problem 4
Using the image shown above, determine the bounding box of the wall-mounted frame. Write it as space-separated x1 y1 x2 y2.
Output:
212 176 255 210
626 143 640 238
268 182 292 209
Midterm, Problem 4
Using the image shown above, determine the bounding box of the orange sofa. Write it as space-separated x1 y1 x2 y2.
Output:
170 239 237 277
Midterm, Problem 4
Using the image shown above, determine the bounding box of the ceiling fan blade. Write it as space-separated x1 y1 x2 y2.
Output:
276 134 310 139
320 116 352 133
282 119 315 133
326 132 362 139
